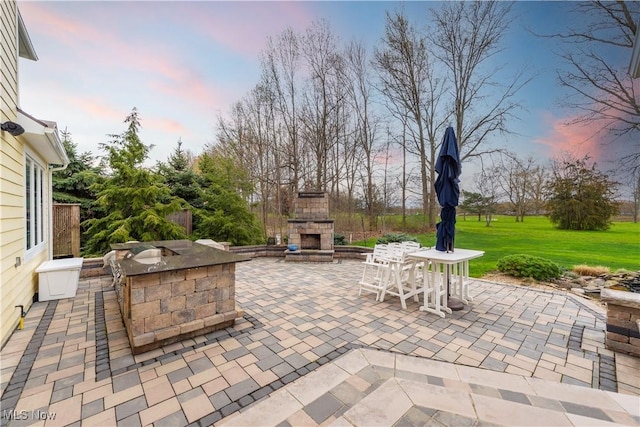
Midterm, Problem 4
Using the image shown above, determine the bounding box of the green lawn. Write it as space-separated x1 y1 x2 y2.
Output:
353 215 640 278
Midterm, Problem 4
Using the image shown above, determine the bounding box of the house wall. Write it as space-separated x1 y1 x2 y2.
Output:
0 1 48 348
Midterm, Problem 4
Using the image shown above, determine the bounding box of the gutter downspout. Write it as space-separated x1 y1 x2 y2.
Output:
46 129 69 261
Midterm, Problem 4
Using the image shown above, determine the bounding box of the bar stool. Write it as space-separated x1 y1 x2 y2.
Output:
422 261 451 318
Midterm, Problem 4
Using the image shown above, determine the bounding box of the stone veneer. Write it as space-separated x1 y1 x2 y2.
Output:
293 192 330 219
601 288 640 357
286 192 334 262
286 220 334 251
125 264 241 354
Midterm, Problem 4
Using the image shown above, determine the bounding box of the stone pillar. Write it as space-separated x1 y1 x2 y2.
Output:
601 288 640 357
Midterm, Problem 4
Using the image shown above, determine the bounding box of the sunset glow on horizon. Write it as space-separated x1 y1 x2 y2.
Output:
16 1 635 175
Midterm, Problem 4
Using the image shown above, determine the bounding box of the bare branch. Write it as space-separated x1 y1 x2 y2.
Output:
543 0 639 169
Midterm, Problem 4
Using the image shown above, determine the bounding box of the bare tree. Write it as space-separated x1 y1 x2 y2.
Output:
398 123 409 231
263 28 303 195
430 1 530 161
328 59 351 205
215 103 246 163
628 169 640 223
474 165 503 227
528 163 549 216
345 40 382 230
497 154 541 222
375 10 444 228
300 20 345 191
242 84 279 235
381 131 402 233
545 1 639 172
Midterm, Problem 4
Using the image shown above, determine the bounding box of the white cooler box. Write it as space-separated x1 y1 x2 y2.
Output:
36 257 84 301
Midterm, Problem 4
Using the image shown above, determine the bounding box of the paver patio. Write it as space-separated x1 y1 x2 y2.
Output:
1 258 638 426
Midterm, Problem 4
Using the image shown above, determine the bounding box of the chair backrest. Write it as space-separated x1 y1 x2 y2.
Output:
383 241 420 262
103 250 116 268
371 244 390 263
385 243 406 262
401 241 420 252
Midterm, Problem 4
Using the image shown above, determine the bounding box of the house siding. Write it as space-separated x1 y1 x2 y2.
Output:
0 0 48 348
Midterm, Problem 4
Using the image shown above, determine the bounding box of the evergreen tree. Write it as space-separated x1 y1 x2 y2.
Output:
157 139 205 209
546 156 619 231
194 151 263 245
52 129 102 239
459 191 487 221
83 108 186 255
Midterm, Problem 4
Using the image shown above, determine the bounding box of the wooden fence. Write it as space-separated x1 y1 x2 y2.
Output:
53 203 81 258
167 209 192 235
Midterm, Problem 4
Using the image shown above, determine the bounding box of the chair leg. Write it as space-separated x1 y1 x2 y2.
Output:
378 266 390 302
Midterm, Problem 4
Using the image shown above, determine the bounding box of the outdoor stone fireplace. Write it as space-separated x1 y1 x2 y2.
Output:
286 191 334 262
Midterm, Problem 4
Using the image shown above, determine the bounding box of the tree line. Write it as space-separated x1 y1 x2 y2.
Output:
213 1 638 234
215 2 530 235
53 1 639 254
460 154 626 229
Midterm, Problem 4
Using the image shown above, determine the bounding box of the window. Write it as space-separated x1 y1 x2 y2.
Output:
25 155 45 253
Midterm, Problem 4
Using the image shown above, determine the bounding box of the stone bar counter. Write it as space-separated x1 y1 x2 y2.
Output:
111 240 250 354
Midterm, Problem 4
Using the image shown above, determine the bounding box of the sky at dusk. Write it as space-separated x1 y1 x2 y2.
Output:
16 1 635 186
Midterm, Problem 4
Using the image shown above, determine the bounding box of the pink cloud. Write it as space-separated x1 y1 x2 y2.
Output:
146 68 226 114
534 112 605 161
144 116 189 136
67 97 126 123
19 2 101 41
20 3 229 112
373 145 404 167
186 3 314 57
65 96 188 136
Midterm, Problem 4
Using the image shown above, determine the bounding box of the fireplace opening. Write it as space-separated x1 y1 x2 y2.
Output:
300 234 321 250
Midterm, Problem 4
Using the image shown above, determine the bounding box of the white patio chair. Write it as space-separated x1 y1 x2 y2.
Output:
448 260 472 304
423 265 448 317
400 241 421 252
358 244 392 300
103 250 121 289
379 246 423 310
402 241 423 282
109 256 124 304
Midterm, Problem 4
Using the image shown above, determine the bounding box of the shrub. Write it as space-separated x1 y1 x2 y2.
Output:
564 271 580 279
334 233 348 246
572 264 610 276
546 156 619 231
376 233 418 244
496 254 562 281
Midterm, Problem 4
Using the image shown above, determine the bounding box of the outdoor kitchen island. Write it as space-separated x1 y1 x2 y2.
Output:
111 240 250 354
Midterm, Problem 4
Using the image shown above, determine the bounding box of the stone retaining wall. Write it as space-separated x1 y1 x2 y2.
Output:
601 288 640 357
230 245 369 260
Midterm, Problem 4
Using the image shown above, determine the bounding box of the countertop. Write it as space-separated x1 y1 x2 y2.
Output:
112 240 251 276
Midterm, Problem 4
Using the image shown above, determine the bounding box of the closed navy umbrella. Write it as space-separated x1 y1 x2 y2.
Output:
434 126 461 252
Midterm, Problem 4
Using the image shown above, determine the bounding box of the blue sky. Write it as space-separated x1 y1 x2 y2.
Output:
17 1 632 179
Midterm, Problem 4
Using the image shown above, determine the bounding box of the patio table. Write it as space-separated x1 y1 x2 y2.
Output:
407 248 484 317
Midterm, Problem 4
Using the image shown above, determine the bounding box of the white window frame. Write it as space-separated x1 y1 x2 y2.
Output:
24 152 46 260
